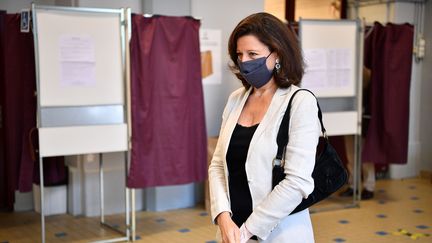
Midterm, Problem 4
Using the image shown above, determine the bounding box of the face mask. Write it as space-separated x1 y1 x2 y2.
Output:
238 53 273 88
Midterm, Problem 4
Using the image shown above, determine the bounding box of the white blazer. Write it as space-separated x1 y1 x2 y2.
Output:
209 85 321 242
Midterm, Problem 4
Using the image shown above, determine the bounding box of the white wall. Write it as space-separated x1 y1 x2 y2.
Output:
420 0 432 172
0 0 55 12
192 0 264 136
143 0 191 16
77 0 143 13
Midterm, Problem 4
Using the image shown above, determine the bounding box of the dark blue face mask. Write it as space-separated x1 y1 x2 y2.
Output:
238 53 273 88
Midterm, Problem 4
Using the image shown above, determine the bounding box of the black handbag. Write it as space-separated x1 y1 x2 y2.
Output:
272 89 348 215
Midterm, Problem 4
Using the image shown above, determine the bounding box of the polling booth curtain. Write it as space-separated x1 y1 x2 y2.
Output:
362 22 414 165
128 15 207 188
0 10 7 210
0 13 67 210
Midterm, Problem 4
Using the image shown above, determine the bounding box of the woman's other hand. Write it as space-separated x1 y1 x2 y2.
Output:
217 212 240 243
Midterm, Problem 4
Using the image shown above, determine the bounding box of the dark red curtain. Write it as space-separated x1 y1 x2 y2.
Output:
128 15 207 188
285 0 295 22
0 10 8 211
362 22 414 165
0 13 67 211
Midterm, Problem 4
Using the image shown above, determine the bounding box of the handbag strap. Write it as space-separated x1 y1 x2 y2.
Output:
274 89 327 165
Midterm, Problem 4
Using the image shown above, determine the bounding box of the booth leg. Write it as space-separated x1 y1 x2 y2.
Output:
124 152 130 240
131 189 136 241
99 153 105 224
39 156 46 243
353 134 362 202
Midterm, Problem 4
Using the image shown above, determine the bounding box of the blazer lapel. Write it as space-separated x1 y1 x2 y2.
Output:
222 88 252 158
248 86 292 158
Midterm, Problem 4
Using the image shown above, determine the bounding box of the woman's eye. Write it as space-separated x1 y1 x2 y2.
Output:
249 52 257 56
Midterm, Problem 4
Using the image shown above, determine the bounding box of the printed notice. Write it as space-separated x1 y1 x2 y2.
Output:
302 48 352 92
59 35 96 86
200 29 222 85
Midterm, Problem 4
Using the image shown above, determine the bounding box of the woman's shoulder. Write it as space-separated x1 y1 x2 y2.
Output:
285 85 317 108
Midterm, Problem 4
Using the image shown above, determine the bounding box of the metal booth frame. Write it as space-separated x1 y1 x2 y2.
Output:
299 18 365 212
31 4 135 243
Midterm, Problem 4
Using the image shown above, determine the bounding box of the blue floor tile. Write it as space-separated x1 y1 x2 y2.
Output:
376 231 388 236
416 225 429 229
54 232 67 238
135 235 141 240
333 238 346 242
206 241 217 243
200 212 209 216
376 214 387 218
178 228 191 233
338 220 349 224
413 209 424 213
378 200 387 204
378 189 386 193
155 218 166 223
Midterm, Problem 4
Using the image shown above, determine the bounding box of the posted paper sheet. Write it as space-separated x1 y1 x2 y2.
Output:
302 48 352 93
199 29 222 85
59 35 96 86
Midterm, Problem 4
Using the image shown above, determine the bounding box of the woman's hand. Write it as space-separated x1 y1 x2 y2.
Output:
217 212 240 243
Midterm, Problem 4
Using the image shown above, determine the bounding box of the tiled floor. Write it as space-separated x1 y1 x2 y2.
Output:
0 178 431 242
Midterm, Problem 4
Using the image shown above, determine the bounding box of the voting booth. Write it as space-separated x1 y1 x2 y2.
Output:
300 19 364 210
32 4 135 242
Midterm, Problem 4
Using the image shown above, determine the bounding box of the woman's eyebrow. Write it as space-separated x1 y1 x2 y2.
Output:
236 49 261 52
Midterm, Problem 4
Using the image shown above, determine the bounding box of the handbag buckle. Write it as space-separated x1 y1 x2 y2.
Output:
273 158 283 167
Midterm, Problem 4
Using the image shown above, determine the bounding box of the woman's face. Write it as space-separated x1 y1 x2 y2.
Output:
236 34 277 70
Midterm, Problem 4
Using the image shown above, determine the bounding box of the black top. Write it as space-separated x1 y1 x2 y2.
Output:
226 123 259 227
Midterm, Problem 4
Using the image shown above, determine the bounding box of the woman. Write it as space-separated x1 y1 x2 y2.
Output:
208 13 320 243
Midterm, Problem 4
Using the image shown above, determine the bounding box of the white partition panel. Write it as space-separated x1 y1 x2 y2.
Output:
39 124 128 157
300 20 358 98
322 112 358 136
35 8 123 107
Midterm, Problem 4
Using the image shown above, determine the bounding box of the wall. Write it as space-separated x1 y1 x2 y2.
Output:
77 0 143 13
356 3 394 23
265 0 285 21
192 0 264 136
419 0 432 172
0 0 55 12
143 0 191 15
295 0 341 20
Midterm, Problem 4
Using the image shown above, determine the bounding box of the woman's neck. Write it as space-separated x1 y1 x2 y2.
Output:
251 79 277 97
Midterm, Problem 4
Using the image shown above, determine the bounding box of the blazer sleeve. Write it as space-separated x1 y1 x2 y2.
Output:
245 91 321 240
208 90 242 224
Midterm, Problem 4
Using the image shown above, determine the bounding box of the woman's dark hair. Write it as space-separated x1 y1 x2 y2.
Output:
228 12 304 88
